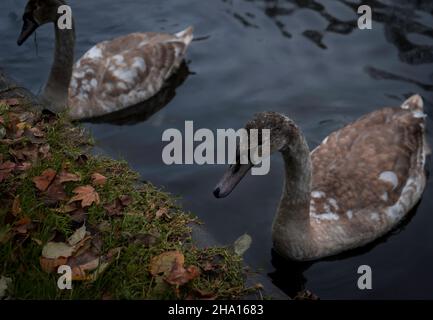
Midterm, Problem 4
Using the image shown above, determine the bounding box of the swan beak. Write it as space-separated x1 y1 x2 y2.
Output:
213 163 253 198
17 17 39 46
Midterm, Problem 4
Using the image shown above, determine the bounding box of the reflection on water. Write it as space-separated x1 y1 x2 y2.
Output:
1 0 433 299
229 0 433 63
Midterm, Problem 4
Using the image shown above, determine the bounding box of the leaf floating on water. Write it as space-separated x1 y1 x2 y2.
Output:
69 185 100 208
233 233 252 256
33 168 56 192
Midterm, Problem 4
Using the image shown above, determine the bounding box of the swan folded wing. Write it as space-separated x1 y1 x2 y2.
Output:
310 107 426 228
68 32 190 119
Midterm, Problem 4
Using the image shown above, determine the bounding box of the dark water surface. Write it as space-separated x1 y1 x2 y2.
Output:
1 0 433 299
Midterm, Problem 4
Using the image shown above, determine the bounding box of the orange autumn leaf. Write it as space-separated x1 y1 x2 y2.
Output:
14 216 31 234
33 168 56 191
150 251 200 286
166 265 201 286
69 185 100 207
40 256 68 273
91 173 107 186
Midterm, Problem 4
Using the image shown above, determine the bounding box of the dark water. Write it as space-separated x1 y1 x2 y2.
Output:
1 0 433 299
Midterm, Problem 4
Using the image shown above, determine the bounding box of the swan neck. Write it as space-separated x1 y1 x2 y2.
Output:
272 127 313 257
42 21 75 113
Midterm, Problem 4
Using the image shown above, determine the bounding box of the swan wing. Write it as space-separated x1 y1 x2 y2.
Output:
310 96 427 233
68 27 193 119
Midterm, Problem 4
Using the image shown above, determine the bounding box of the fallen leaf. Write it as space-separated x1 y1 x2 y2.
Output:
44 180 68 205
32 237 43 246
67 225 87 246
12 196 22 216
233 233 252 256
42 242 74 259
70 209 87 224
104 200 121 216
33 169 56 192
40 256 68 273
166 265 200 286
0 161 16 182
91 173 106 186
155 207 169 219
29 126 44 138
133 233 158 247
14 217 31 234
119 195 132 207
58 170 80 184
150 251 184 277
16 162 32 171
69 185 100 208
150 251 200 286
0 276 12 299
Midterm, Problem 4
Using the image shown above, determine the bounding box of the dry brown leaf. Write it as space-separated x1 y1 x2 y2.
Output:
166 265 201 286
16 162 32 171
29 126 44 138
0 161 16 182
44 180 68 205
69 185 100 208
14 216 31 234
150 251 184 277
33 168 56 192
150 251 200 286
67 225 87 246
40 256 68 273
91 173 107 186
155 207 169 219
12 196 22 216
42 242 74 259
58 170 80 184
119 195 132 207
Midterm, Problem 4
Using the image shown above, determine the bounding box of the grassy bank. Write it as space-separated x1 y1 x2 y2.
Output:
0 99 249 299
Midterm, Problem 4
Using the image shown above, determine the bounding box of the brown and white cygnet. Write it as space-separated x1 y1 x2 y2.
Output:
214 95 428 261
17 0 193 120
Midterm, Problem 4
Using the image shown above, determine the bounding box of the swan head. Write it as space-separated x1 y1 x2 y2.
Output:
214 112 295 198
17 0 68 46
